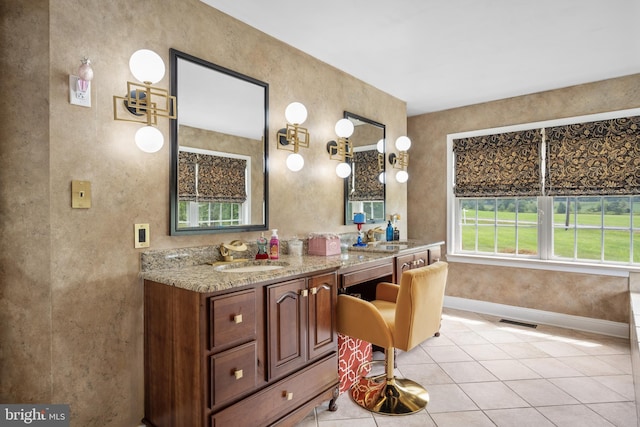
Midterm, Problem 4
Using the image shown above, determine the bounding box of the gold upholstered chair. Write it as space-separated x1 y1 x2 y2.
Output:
336 261 448 415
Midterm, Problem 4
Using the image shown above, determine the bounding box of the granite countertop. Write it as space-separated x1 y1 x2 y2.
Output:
140 240 443 294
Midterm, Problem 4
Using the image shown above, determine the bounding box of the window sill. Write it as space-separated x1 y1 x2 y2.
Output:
445 253 639 277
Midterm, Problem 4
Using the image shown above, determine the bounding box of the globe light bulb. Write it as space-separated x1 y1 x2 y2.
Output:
135 126 164 153
378 171 386 184
395 136 411 151
286 153 304 171
129 49 165 84
284 102 307 125
335 119 354 138
376 138 385 153
396 170 409 183
336 162 352 178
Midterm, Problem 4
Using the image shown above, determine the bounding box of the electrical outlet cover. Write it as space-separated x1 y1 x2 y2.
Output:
135 223 150 248
69 75 91 107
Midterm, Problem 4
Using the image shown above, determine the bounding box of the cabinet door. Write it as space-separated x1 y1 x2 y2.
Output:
267 278 308 379
307 272 337 360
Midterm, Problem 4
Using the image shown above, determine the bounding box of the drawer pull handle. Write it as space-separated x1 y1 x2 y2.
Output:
401 262 411 270
416 258 425 265
310 287 318 295
284 391 293 400
300 289 308 297
234 369 243 380
233 314 243 324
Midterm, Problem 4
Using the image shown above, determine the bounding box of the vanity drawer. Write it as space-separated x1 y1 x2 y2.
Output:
210 341 257 408
211 353 338 427
341 263 393 288
209 289 257 350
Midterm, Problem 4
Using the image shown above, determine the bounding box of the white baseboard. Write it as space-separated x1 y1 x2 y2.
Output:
444 296 629 339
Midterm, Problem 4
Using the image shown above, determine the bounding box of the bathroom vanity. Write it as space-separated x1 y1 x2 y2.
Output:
140 240 442 427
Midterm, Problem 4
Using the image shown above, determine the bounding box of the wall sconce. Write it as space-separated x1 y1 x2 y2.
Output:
113 49 176 153
388 136 411 183
326 118 354 178
277 102 309 171
69 58 94 108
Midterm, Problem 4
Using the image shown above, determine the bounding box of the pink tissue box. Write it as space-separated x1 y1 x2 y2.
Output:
308 234 341 256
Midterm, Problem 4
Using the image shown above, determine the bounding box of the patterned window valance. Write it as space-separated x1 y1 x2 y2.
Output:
545 116 640 196
453 129 542 197
178 151 247 203
348 150 384 201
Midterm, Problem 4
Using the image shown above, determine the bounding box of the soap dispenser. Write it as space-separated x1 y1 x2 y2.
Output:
269 229 280 260
386 221 394 241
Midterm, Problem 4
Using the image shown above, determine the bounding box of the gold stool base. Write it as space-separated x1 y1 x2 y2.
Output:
350 375 429 415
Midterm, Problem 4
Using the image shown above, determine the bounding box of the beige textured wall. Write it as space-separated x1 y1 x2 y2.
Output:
0 0 52 404
1 1 406 426
407 74 640 323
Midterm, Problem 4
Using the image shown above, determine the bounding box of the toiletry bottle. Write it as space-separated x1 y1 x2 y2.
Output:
269 229 280 259
386 221 393 241
256 232 269 260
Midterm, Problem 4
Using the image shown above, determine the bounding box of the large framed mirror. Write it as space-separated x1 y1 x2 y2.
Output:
169 49 269 235
343 112 386 225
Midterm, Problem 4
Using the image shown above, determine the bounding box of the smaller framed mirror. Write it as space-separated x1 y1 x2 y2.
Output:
343 112 386 225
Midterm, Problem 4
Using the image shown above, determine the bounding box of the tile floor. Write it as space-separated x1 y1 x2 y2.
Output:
297 308 637 426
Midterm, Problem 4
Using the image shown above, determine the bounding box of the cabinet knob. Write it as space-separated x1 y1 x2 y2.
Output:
234 369 243 380
300 289 308 297
284 391 293 400
233 314 243 324
310 287 318 295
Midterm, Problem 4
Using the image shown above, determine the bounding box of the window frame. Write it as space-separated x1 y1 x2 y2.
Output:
446 107 640 277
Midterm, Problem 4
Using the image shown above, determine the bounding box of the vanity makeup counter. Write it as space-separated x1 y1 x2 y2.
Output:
140 239 443 292
140 240 442 427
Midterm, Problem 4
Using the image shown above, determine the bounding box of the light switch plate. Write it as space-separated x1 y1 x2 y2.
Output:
71 180 91 208
135 224 150 248
69 75 91 107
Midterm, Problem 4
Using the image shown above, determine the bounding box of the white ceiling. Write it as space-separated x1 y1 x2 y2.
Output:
201 0 640 117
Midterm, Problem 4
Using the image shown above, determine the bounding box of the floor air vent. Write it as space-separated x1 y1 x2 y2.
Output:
499 319 537 328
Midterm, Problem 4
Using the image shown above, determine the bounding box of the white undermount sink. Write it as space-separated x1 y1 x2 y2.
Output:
214 261 289 273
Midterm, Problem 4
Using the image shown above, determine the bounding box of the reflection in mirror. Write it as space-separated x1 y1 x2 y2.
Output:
169 49 269 235
343 112 386 225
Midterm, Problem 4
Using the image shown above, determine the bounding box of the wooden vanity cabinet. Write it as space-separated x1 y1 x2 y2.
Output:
394 246 442 280
143 270 339 427
267 272 337 379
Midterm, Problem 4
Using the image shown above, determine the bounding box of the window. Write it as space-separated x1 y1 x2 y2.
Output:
458 197 538 256
346 201 385 224
551 196 640 264
447 108 640 270
179 200 243 228
177 147 250 228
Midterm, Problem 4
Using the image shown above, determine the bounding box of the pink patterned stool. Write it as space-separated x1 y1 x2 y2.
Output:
338 333 372 394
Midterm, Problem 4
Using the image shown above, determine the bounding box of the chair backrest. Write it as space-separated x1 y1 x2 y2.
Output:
393 261 448 351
